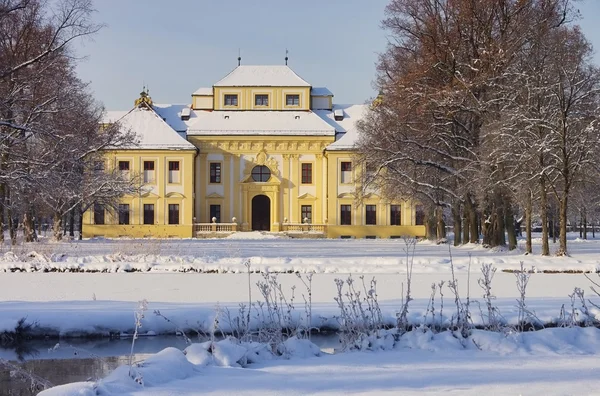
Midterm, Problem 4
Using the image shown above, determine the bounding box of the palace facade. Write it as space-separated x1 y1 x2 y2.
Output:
83 64 426 239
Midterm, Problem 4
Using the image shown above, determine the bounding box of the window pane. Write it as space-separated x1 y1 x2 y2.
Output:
210 205 221 223
301 205 312 223
251 165 271 182
341 162 352 184
301 163 312 184
286 94 300 106
225 94 238 106
118 204 130 225
210 163 221 183
340 205 351 225
390 205 401 226
255 94 268 106
118 161 130 171
415 205 425 226
94 204 105 225
168 161 180 183
143 204 154 225
366 205 377 225
168 204 179 225
143 161 155 171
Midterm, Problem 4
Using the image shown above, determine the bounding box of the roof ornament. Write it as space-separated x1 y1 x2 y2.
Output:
285 48 289 65
134 85 153 108
237 48 241 66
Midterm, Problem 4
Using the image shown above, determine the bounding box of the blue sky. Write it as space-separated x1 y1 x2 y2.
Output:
75 0 600 110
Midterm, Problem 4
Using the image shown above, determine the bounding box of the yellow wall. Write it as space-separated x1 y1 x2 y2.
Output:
82 149 197 238
213 87 311 111
192 95 214 110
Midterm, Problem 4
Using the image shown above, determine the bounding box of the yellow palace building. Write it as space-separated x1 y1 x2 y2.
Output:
83 64 426 239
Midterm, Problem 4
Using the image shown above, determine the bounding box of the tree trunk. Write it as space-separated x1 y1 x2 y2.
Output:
540 178 550 256
467 197 478 243
579 209 583 238
77 205 83 240
426 208 437 241
505 200 517 250
583 208 587 240
0 182 4 244
462 204 469 245
558 196 568 255
53 212 63 241
23 209 37 242
452 202 462 246
495 203 506 247
69 208 75 238
8 208 16 246
525 190 533 254
436 206 445 241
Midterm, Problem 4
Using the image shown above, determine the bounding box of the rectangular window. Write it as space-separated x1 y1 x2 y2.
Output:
118 161 130 171
93 161 105 172
143 161 155 183
415 204 425 226
168 204 179 225
341 161 352 184
210 163 221 183
93 204 105 225
224 94 238 106
286 94 300 106
301 205 312 223
366 205 377 225
118 204 130 225
301 163 312 184
390 205 401 226
168 161 180 183
340 204 352 225
143 204 154 225
209 205 221 223
255 94 269 106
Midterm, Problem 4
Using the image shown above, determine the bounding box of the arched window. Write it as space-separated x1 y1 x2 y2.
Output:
251 165 271 182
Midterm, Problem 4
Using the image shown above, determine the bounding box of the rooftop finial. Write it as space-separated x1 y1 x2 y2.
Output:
285 48 289 65
238 48 241 66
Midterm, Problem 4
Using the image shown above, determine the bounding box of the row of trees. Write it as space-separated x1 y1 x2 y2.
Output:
0 0 136 242
358 0 600 255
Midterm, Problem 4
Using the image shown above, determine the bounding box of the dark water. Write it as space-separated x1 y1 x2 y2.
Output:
0 334 339 395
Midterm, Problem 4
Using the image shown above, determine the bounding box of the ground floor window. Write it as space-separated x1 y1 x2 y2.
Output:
390 205 401 226
366 205 377 225
168 204 179 225
94 204 105 225
415 204 425 226
210 204 221 223
340 205 351 225
301 205 312 223
118 204 130 225
143 204 154 225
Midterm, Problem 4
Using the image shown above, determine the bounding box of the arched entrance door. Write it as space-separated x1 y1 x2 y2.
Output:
251 195 271 231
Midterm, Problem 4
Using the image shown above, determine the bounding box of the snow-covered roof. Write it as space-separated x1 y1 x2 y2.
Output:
104 107 196 150
315 104 368 151
214 65 311 87
193 87 213 95
153 103 197 132
186 110 335 136
311 87 333 96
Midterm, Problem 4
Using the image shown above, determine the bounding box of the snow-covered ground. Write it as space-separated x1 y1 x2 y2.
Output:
4 234 600 395
1 232 600 273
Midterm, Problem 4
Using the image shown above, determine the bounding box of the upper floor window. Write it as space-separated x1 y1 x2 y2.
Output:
286 94 300 106
301 163 312 184
341 161 352 184
255 94 269 106
143 161 155 183
168 161 180 183
93 160 105 172
224 94 238 106
251 165 271 182
210 162 221 184
118 161 130 171
390 204 401 226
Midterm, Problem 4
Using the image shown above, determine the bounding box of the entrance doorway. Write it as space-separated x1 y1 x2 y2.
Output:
251 195 270 231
